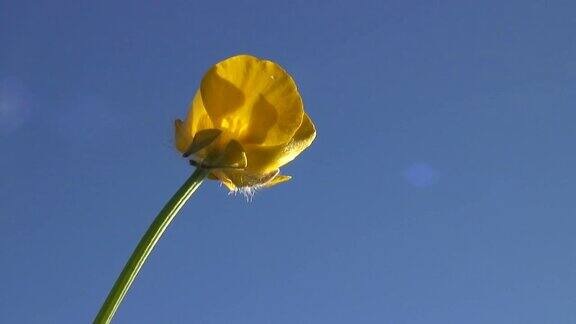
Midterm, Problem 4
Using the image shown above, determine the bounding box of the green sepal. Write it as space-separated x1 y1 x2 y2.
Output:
218 140 248 169
182 129 222 157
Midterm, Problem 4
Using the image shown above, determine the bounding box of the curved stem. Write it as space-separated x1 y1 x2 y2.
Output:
94 167 209 324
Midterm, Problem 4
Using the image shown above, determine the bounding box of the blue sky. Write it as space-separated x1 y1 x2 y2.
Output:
2 0 576 323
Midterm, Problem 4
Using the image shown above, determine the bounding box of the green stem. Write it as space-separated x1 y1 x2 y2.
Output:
94 167 209 324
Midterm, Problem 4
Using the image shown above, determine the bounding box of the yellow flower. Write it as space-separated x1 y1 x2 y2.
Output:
175 55 316 192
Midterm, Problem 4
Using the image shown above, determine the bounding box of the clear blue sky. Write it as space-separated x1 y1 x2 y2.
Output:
2 1 576 323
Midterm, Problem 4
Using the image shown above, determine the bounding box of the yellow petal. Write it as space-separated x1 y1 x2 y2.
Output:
244 113 317 174
174 119 192 153
175 91 214 153
211 169 290 191
217 168 279 189
262 174 292 188
221 180 236 191
207 170 237 191
200 55 304 146
219 176 238 191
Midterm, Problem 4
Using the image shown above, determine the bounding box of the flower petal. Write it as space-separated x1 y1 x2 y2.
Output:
200 55 304 146
175 119 191 153
213 168 278 189
244 113 316 174
262 174 292 188
175 91 214 154
217 174 237 191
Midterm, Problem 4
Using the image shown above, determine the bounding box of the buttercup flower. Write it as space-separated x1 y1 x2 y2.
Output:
96 56 316 323
175 55 316 193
